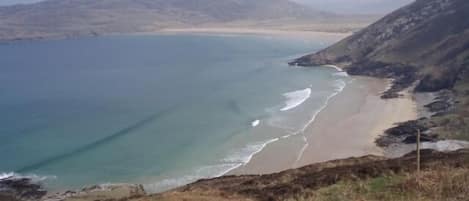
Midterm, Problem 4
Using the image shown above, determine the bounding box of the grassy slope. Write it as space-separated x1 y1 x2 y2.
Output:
125 150 469 201
313 168 469 201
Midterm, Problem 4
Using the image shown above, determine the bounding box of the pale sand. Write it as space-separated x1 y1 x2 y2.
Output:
158 27 351 41
230 76 418 175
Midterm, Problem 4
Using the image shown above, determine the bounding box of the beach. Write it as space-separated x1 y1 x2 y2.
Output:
230 76 418 174
158 27 352 42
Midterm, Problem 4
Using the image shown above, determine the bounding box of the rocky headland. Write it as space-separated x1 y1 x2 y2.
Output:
290 0 469 148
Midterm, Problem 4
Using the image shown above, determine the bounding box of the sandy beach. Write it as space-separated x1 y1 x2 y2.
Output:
158 27 352 42
230 76 418 174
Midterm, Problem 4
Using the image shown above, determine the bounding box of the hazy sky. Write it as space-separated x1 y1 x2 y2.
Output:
0 0 42 5
0 0 414 14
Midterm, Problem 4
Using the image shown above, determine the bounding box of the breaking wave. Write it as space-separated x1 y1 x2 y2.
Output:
280 88 312 111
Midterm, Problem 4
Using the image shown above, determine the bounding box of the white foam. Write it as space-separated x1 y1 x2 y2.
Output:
0 172 56 182
251 120 260 127
322 64 349 77
144 163 240 193
322 64 343 72
293 135 309 167
145 138 280 193
0 172 14 180
223 138 279 165
287 79 347 164
280 88 312 111
334 72 349 77
147 79 348 193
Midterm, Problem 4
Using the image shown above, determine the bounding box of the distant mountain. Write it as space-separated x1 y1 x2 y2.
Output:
292 0 413 14
292 0 469 94
0 0 332 41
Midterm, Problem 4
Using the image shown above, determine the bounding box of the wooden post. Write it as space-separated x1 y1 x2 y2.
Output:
416 129 421 175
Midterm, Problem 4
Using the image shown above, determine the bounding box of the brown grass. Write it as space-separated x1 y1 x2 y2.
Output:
311 167 469 201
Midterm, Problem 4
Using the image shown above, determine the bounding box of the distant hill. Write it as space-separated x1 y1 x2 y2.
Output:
0 0 334 41
292 0 469 94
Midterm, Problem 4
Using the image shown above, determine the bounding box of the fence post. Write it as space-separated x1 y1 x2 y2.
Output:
417 129 421 175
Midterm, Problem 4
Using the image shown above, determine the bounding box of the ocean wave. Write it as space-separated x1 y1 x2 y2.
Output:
333 72 349 77
322 64 349 77
280 88 312 111
284 79 347 164
145 138 280 193
223 138 279 165
0 172 56 182
322 64 343 72
0 172 14 180
147 80 347 193
144 163 240 193
251 120 260 127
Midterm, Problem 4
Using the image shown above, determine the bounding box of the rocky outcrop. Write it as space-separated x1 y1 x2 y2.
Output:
0 175 146 201
0 176 47 201
375 119 439 147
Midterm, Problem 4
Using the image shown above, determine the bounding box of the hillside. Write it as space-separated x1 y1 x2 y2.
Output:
0 0 344 41
291 0 469 145
3 149 468 201
144 150 469 201
291 0 469 93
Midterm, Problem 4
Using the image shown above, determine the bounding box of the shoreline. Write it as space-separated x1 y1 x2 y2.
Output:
229 76 418 175
0 27 353 44
151 27 352 41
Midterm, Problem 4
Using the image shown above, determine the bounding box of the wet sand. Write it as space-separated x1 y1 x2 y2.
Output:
230 76 418 174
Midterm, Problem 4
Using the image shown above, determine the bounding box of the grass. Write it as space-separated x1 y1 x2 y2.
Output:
309 167 469 201
427 71 469 141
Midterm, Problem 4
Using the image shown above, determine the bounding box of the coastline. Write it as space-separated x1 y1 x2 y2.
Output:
155 27 352 41
229 76 418 175
0 27 354 44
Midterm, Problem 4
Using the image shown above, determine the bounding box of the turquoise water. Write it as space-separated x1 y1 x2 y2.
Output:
0 34 347 191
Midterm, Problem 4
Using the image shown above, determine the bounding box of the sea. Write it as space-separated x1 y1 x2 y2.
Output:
0 34 350 192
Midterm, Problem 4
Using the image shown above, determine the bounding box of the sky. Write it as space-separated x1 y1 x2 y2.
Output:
0 0 42 5
0 0 414 14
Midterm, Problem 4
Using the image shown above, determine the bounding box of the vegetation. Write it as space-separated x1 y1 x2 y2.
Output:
312 167 469 201
125 150 469 201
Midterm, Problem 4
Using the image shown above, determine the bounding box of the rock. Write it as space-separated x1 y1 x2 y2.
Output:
385 120 428 137
402 134 437 144
0 177 47 201
376 119 439 147
415 73 458 92
42 183 146 201
425 100 451 113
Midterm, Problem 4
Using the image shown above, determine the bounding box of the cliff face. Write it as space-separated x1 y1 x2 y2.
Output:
291 0 469 93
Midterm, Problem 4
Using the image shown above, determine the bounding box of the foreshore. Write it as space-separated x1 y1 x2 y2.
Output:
157 27 352 41
230 76 419 175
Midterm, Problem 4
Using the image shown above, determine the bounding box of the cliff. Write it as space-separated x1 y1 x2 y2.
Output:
291 0 469 146
291 0 469 95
